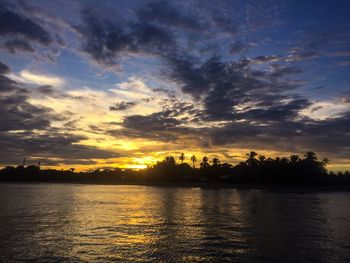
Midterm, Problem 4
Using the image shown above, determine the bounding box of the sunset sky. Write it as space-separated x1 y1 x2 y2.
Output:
0 0 349 171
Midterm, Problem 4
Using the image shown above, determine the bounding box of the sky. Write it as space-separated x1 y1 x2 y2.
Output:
0 0 350 171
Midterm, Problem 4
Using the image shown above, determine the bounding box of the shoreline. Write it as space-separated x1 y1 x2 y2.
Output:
1 180 350 193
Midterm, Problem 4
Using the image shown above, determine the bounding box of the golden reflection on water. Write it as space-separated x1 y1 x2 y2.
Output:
65 186 251 261
0 184 350 262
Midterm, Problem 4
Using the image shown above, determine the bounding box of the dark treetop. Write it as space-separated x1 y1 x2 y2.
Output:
1 151 349 189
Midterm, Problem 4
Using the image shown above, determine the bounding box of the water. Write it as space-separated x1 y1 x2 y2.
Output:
0 184 349 262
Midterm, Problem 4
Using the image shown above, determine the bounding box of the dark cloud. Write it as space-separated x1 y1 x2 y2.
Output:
0 74 61 132
78 10 174 66
236 97 311 121
250 55 282 64
142 97 156 103
36 85 79 100
136 1 201 31
204 110 350 159
78 1 245 68
112 101 350 160
0 60 10 75
165 54 209 98
109 100 202 141
110 101 136 111
166 54 304 122
2 39 34 53
0 4 52 46
124 112 180 131
0 94 53 132
0 61 27 94
37 85 55 95
0 131 119 165
269 64 302 78
287 30 350 63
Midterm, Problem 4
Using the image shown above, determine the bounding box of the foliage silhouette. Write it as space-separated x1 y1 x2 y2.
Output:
190 155 197 168
1 151 349 188
179 153 185 163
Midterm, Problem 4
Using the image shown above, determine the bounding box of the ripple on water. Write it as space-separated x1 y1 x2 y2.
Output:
0 184 349 262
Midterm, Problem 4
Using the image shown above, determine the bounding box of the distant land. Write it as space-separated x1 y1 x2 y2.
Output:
1 151 349 191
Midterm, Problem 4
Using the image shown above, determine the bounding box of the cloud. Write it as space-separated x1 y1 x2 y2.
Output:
301 99 350 120
0 4 52 45
2 39 34 53
166 54 304 122
77 9 175 67
37 85 56 95
0 60 10 74
108 98 202 142
250 55 282 64
110 101 136 111
229 41 247 54
111 111 183 141
286 30 350 63
136 1 201 31
76 1 248 69
0 131 119 165
110 77 155 100
0 75 24 93
0 0 349 168
0 61 119 166
19 70 65 87
0 65 62 132
102 44 350 160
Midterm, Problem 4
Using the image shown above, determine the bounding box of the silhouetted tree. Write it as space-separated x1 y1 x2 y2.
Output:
165 156 176 166
190 155 197 168
322 158 329 166
200 156 210 169
179 153 185 163
212 157 220 166
290 155 301 164
0 151 348 186
258 155 266 164
304 151 317 162
246 151 258 166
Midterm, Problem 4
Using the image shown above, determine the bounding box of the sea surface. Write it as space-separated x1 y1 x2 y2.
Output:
0 183 349 262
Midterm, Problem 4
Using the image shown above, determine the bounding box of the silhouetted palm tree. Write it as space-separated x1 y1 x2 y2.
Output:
304 151 317 162
190 155 197 168
246 151 258 166
179 153 185 163
1 150 346 185
200 156 210 168
212 157 220 166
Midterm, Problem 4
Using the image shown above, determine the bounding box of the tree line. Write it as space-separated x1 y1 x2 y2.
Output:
0 151 349 186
